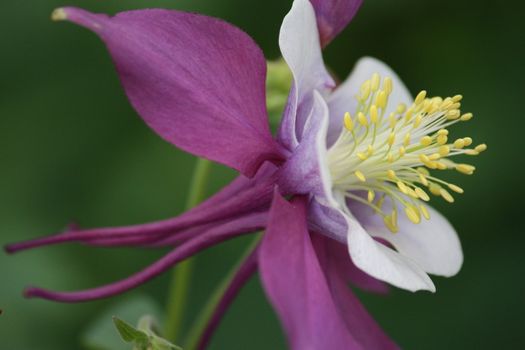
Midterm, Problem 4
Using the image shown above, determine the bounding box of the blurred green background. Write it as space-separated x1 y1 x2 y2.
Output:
1 0 523 349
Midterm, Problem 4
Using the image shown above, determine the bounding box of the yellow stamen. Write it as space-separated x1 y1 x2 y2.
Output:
355 170 366 182
344 112 354 131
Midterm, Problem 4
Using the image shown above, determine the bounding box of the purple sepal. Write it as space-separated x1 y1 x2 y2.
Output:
310 0 363 47
57 7 284 177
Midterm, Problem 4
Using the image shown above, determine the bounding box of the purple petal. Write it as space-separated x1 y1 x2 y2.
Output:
23 214 263 303
197 246 259 350
6 164 277 253
310 0 363 47
55 7 284 177
312 233 398 349
259 193 361 350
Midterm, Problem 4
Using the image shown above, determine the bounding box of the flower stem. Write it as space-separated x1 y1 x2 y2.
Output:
164 158 212 342
183 234 261 349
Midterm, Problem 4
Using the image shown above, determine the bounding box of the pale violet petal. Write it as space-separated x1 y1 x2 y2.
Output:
327 56 413 145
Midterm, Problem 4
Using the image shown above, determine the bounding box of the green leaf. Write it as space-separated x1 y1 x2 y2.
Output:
82 294 162 350
112 317 149 344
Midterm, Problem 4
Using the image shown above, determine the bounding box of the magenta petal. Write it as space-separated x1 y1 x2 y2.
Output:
259 193 361 350
57 7 284 177
23 216 260 303
312 234 398 349
310 0 363 47
197 247 258 350
6 164 277 253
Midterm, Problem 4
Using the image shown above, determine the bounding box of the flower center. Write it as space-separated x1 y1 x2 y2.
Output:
327 73 486 233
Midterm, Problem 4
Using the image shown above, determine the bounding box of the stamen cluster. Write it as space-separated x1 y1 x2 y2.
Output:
327 73 486 233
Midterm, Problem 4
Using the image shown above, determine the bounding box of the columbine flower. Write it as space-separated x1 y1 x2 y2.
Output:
7 0 486 348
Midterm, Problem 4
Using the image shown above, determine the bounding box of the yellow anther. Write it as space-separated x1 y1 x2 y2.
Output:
420 204 430 220
420 136 433 146
419 154 430 163
446 109 460 120
417 167 430 176
367 145 374 156
415 90 427 105
360 80 371 101
355 170 366 182
407 187 419 199
358 112 368 126
370 105 379 123
383 215 398 233
399 146 406 157
448 102 461 110
384 77 393 94
456 164 475 175
413 114 423 128
403 133 411 146
429 153 441 161
375 91 387 109
452 94 463 102
343 112 354 132
387 169 397 180
475 144 487 152
460 113 473 121
440 188 455 203
368 190 375 203
429 183 442 196
441 98 453 109
419 173 429 186
436 162 448 170
371 73 380 92
376 196 386 211
404 108 414 122
437 129 449 136
437 134 448 145
448 184 464 194
397 181 409 194
388 132 396 146
438 145 450 156
464 149 479 155
405 205 421 224
357 152 368 161
396 103 407 114
425 161 438 169
387 152 394 163
454 138 465 149
463 137 473 146
389 113 398 128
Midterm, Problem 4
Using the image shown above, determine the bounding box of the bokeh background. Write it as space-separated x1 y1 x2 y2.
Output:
1 0 524 349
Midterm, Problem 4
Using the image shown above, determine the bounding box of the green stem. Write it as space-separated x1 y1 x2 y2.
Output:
183 234 261 349
164 158 212 342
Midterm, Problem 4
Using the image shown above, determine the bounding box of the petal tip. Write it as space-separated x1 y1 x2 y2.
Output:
51 8 68 22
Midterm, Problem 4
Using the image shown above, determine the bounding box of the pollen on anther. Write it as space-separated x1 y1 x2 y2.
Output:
355 170 366 182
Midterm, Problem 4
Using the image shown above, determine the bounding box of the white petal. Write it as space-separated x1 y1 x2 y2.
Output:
327 56 413 145
279 0 334 98
365 205 463 277
278 0 334 148
308 193 436 292
345 212 436 292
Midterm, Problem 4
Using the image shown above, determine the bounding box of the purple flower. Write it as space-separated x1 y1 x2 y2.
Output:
7 0 485 348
